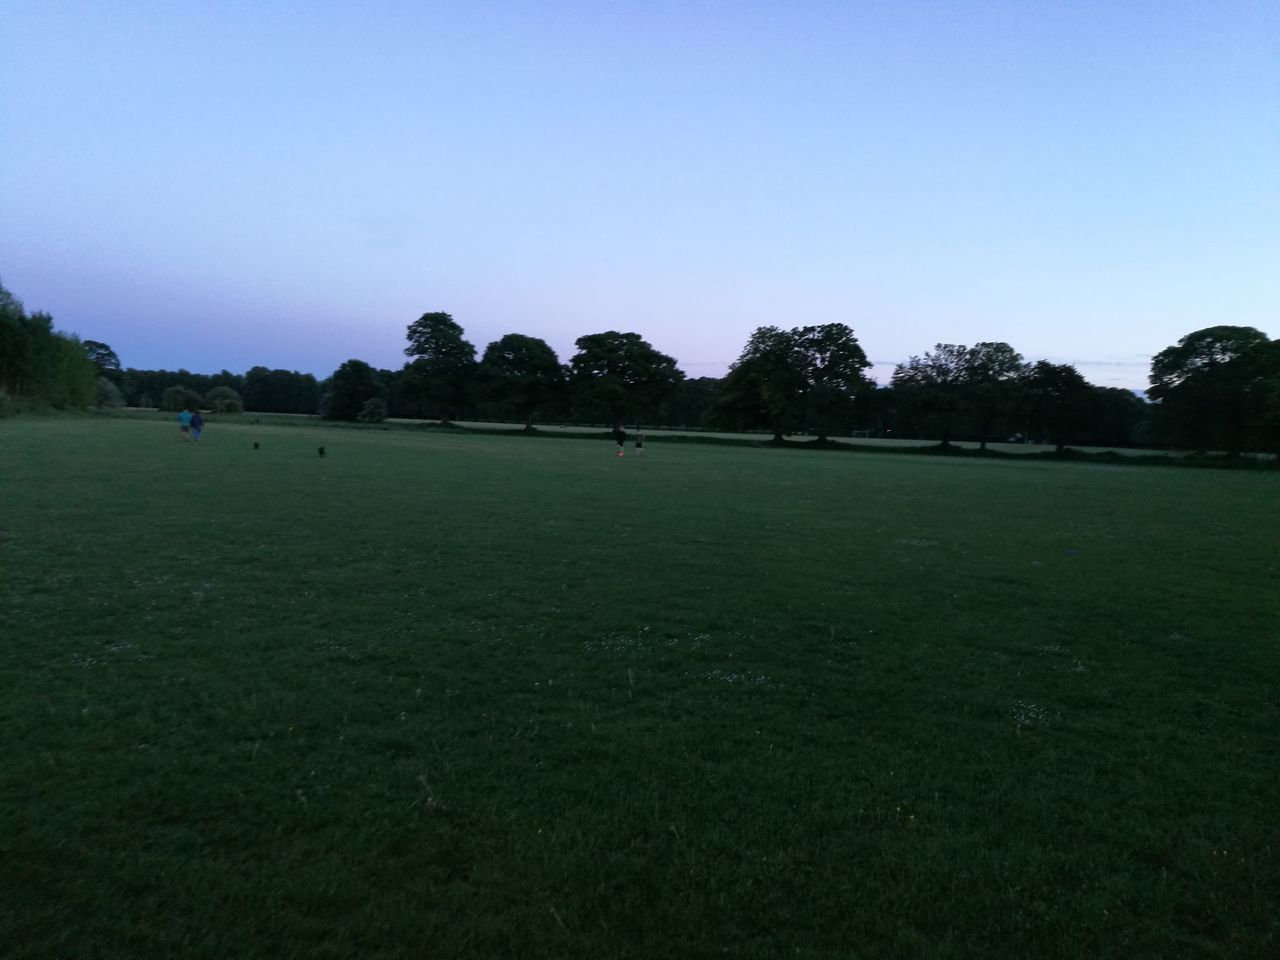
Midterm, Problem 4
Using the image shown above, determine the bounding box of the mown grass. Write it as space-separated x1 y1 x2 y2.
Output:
2 417 1276 958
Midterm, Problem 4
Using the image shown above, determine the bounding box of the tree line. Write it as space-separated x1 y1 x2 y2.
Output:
3 277 1278 454
0 281 96 412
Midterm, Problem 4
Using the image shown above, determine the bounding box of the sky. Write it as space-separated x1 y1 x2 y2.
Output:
2 0 1277 389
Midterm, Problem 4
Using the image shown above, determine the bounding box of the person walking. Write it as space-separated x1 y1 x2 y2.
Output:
177 406 192 440
190 410 205 442
613 425 626 457
634 430 644 456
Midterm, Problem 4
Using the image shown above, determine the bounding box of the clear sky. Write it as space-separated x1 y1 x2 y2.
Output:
2 1 1276 389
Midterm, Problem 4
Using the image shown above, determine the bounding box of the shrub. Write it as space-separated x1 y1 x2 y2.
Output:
358 397 388 423
206 386 245 414
95 377 125 410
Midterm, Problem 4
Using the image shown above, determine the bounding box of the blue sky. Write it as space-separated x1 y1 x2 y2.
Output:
2 0 1276 388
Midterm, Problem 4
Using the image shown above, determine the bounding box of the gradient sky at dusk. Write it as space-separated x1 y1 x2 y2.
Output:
3 1 1276 389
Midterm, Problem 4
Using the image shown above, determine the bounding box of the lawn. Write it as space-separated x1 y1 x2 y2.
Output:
1 416 1276 958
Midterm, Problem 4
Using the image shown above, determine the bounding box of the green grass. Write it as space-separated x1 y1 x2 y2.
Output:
2 416 1277 958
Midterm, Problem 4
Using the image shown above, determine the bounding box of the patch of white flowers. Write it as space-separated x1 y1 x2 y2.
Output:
699 668 771 687
582 629 710 656
1011 700 1052 728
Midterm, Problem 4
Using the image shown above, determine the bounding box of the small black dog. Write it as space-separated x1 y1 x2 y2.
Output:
318 446 326 457
253 442 259 450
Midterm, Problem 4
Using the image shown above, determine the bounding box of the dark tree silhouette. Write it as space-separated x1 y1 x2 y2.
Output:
321 359 384 421
1149 326 1272 452
402 312 477 423
568 331 682 427
477 334 563 429
1021 361 1093 452
793 323 873 441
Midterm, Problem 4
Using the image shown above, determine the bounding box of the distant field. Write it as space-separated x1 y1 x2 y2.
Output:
120 407 1193 457
2 416 1277 958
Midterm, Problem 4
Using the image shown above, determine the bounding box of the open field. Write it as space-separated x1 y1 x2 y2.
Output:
2 417 1277 958
118 407 1206 459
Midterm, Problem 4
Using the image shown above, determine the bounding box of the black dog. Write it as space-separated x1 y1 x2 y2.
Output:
318 446 326 457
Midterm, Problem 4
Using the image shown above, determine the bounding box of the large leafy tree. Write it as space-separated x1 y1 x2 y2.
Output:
963 342 1027 450
890 344 971 445
0 278 94 408
0 280 25 394
1244 340 1280 456
667 376 724 429
0 280 40 396
890 342 1025 448
568 331 682 427
320 359 384 421
82 341 122 380
712 326 806 441
714 324 872 441
1149 326 1273 452
241 367 321 414
37 329 96 409
402 312 477 423
476 334 563 429
1149 326 1271 393
1021 361 1094 453
1252 356 1280 457
1087 387 1151 448
793 323 873 441
713 328 794 439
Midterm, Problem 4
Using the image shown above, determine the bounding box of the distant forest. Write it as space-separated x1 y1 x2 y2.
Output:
3 278 1278 454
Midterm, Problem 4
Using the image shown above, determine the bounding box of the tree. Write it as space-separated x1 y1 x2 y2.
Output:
1087 387 1150 448
667 376 724 429
712 325 873 441
206 385 245 414
568 331 683 427
890 342 1025 448
1149 326 1272 452
320 359 383 421
37 328 96 409
1149 326 1271 394
962 342 1026 450
242 367 320 414
161 385 203 411
712 327 806 440
0 279 29 395
95 377 125 409
793 323 873 441
83 341 122 380
476 334 563 429
890 344 970 445
1252 367 1280 458
1021 361 1093 452
402 312 477 422
0 281 94 407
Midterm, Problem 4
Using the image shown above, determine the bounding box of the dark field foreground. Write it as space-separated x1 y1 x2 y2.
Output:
2 417 1276 958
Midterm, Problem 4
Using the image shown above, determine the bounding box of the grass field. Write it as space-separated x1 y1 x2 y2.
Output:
2 416 1277 958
